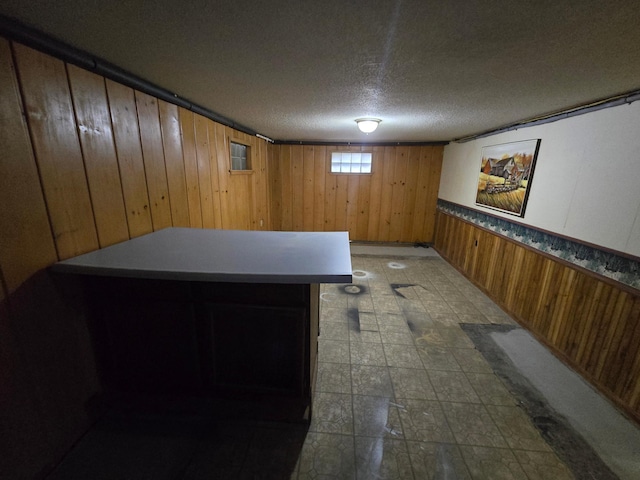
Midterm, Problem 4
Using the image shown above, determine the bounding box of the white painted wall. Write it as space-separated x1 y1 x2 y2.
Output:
439 102 640 257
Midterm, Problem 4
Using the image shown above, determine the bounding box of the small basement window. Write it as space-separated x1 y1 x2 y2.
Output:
230 141 251 171
330 152 372 174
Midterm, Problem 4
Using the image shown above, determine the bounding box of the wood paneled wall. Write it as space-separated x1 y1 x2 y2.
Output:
269 144 444 243
0 39 269 478
434 210 640 423
1 40 271 293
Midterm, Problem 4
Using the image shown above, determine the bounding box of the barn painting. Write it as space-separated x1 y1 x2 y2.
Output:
476 139 541 217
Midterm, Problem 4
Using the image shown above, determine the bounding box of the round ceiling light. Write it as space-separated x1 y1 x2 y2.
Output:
355 118 381 133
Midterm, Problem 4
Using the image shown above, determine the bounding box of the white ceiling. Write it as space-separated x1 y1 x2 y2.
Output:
1 0 640 143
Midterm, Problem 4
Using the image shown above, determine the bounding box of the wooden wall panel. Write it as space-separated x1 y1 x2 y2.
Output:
355 170 371 240
0 39 57 293
136 91 172 231
323 148 337 232
1 40 272 478
255 138 270 230
178 108 203 228
159 101 190 227
291 146 305 231
194 114 215 229
209 123 226 229
378 147 396 241
434 211 640 422
313 146 326 232
366 146 384 239
279 145 293 230
216 127 234 229
14 44 99 259
303 145 315 231
267 143 280 229
106 79 154 238
345 174 360 238
225 128 256 230
400 147 420 241
388 147 408 241
269 144 443 242
67 65 129 247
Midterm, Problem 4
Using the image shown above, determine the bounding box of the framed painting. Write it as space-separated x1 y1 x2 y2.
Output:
476 139 541 217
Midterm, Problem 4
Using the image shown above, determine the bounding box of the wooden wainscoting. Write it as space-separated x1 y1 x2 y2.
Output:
269 144 444 243
434 210 640 423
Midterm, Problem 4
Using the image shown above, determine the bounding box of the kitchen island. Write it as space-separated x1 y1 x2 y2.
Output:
53 228 352 422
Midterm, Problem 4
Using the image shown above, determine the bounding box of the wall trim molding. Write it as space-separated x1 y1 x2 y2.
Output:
437 199 639 291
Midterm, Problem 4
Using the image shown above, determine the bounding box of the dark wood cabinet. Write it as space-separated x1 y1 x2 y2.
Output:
84 277 320 421
53 228 350 422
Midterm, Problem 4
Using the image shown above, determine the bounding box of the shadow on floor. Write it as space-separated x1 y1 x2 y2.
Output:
47 408 308 480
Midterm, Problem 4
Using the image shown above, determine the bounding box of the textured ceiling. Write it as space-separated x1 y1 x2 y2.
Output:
1 0 640 142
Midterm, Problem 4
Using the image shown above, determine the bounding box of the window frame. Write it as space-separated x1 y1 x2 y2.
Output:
329 151 373 175
228 138 253 174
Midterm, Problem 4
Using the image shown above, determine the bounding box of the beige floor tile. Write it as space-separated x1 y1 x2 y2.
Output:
465 373 517 406
316 362 352 394
353 395 403 438
512 450 575 480
434 326 476 348
447 300 482 316
373 294 403 313
320 307 350 323
441 402 508 448
350 341 387 366
297 432 355 480
318 339 350 364
377 311 409 327
451 347 494 374
383 343 424 369
407 441 471 480
355 437 413 479
349 329 382 344
459 445 528 479
379 329 416 346
319 321 350 341
429 370 482 403
351 365 393 397
486 405 552 452
396 398 455 443
389 367 437 401
417 345 462 371
309 392 353 435
414 327 448 347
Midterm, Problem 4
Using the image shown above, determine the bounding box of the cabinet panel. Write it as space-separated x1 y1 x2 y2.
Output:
206 304 305 395
91 298 201 394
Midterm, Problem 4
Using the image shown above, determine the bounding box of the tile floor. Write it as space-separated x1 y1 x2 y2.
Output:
304 251 573 480
47 247 632 479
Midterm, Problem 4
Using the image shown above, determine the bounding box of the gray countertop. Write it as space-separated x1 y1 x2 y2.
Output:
52 228 353 284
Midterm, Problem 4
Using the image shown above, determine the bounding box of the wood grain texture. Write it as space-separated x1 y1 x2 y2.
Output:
2 41 273 479
106 79 153 238
194 114 215 228
159 101 190 227
269 144 443 242
178 108 203 228
207 121 224 229
434 210 640 422
13 44 99 259
136 91 172 230
67 64 129 247
0 40 57 293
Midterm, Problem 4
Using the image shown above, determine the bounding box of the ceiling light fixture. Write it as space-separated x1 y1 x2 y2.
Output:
356 118 381 133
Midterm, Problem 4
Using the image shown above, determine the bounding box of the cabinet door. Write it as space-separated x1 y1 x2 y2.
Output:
87 279 202 394
204 303 306 395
